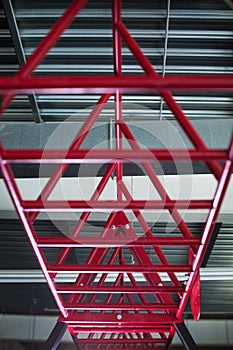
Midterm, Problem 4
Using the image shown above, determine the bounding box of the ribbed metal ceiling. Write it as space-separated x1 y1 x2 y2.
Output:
0 0 232 122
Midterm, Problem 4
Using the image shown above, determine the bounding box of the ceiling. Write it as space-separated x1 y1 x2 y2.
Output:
0 0 233 349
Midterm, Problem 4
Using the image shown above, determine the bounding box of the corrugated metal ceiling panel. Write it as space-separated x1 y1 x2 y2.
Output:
0 0 232 122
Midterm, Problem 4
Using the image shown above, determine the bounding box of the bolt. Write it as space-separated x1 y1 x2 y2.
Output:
116 314 122 320
125 224 130 229
111 225 116 229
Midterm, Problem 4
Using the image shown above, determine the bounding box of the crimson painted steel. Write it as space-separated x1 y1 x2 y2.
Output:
0 75 232 94
0 0 233 349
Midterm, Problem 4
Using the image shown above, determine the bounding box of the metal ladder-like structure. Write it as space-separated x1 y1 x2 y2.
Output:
0 1 233 349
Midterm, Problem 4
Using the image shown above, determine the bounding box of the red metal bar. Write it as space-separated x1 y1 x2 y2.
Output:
113 0 123 202
75 338 168 345
23 199 212 211
0 149 68 318
63 303 179 310
60 313 183 325
117 21 223 180
37 236 201 247
0 0 89 116
0 75 232 94
176 135 233 319
48 264 191 273
2 148 228 163
70 326 172 334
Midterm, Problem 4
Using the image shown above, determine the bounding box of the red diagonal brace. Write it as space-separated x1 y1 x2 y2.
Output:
0 0 89 115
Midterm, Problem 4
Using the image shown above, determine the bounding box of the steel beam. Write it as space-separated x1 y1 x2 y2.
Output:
2 148 228 163
2 0 42 123
0 75 232 94
224 0 233 10
44 322 67 350
159 0 171 120
22 199 212 211
174 323 198 350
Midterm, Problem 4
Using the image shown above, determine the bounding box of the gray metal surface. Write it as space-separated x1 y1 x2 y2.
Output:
0 0 232 121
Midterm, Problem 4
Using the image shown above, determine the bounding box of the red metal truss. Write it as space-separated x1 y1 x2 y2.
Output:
0 0 233 349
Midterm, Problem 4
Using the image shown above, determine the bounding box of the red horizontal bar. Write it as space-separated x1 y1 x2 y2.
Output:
37 236 201 247
23 199 212 211
48 264 191 273
0 75 232 94
60 313 183 324
63 303 179 310
57 285 184 294
96 346 166 349
70 326 172 333
2 148 228 163
75 338 168 345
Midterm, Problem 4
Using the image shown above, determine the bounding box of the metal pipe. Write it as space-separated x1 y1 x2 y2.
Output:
112 0 123 202
48 264 191 273
0 75 232 94
37 236 201 247
159 0 171 120
63 303 179 311
70 326 172 334
2 148 228 162
60 313 183 324
22 199 212 211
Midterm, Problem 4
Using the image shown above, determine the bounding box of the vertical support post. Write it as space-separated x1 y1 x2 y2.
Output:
174 323 198 350
159 0 171 121
112 0 123 201
44 322 67 350
112 0 124 297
